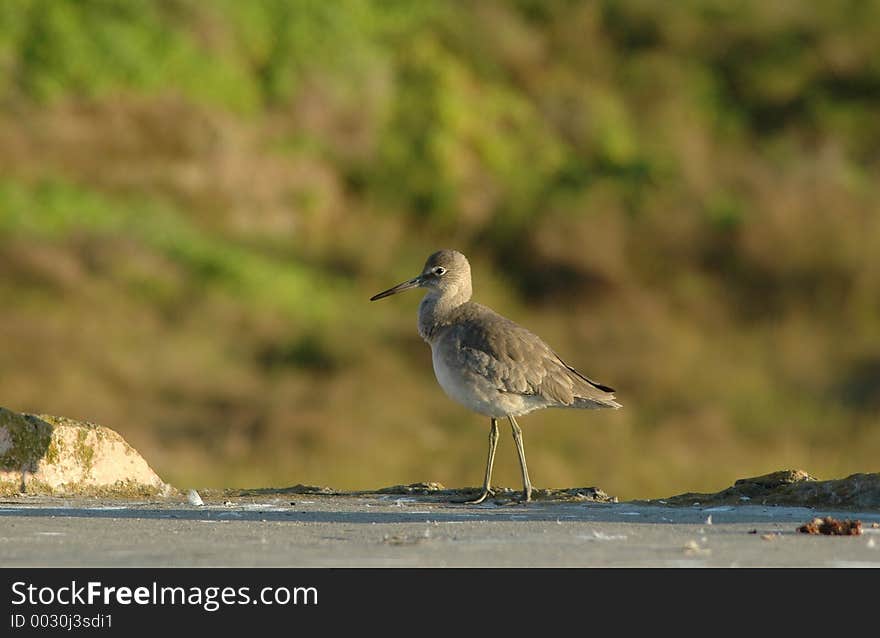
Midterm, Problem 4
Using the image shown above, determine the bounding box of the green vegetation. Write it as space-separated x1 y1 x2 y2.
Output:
1 1 878 498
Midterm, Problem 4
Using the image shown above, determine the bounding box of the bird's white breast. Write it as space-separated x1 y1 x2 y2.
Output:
430 342 546 418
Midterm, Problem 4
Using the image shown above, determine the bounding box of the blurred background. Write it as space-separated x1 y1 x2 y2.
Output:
1 0 878 499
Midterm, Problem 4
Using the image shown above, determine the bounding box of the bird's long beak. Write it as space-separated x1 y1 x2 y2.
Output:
370 275 422 301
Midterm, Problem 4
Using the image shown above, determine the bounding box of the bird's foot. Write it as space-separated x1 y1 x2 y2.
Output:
514 489 532 505
455 488 495 505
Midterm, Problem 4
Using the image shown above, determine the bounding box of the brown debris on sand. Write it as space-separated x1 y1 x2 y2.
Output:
797 516 862 536
375 482 446 495
374 484 616 503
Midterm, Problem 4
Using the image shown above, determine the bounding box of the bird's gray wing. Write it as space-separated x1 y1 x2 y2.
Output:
450 309 618 408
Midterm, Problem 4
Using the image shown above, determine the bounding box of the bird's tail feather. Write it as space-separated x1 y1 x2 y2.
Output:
571 396 621 410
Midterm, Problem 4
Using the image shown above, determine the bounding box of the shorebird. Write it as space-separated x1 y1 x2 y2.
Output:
370 249 620 503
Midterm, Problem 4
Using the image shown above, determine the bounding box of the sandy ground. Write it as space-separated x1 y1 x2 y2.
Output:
1 492 878 567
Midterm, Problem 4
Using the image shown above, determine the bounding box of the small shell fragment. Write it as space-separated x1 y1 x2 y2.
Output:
683 540 711 556
187 489 204 507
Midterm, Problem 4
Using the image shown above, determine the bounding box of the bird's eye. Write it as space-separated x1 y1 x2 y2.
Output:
433 266 447 276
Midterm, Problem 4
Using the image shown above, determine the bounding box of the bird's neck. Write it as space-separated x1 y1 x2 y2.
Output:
418 290 469 342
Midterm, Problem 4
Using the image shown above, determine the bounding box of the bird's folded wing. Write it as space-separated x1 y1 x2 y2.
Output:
453 317 614 407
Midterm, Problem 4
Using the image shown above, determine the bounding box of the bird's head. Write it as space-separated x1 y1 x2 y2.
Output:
370 249 472 302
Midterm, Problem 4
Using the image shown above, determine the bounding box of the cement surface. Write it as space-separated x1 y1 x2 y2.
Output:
1 492 878 567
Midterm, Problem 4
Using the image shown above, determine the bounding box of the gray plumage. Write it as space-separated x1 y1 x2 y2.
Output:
371 248 620 503
430 301 620 411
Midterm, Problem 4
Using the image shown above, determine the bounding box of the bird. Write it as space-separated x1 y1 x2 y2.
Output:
370 249 620 503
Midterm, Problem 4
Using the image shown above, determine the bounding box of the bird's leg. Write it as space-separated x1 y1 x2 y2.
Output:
509 416 532 503
462 418 499 504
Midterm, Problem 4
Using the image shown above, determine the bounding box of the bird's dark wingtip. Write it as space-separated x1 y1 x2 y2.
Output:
555 354 617 395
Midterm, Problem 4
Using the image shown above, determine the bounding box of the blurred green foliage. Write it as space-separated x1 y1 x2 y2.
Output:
0 0 878 496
